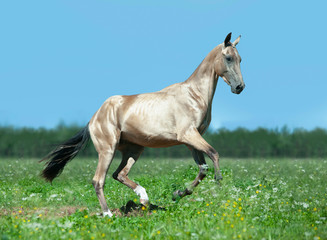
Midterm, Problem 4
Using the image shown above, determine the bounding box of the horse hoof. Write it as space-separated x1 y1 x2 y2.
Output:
140 199 149 206
172 190 181 201
215 175 223 185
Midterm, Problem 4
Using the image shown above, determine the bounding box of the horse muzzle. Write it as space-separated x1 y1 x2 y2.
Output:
232 83 245 94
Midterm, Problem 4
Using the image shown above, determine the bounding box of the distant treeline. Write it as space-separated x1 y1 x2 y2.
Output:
1 124 327 159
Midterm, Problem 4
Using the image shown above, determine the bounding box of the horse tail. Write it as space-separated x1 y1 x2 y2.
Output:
40 123 91 183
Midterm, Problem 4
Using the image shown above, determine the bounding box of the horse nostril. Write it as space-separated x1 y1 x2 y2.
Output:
236 84 243 90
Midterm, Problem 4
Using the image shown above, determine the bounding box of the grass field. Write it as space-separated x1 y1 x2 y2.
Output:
0 157 326 239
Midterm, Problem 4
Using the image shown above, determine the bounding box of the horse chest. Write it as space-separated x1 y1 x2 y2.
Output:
197 107 212 135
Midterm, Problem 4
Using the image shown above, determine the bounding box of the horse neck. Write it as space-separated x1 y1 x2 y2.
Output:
185 46 220 106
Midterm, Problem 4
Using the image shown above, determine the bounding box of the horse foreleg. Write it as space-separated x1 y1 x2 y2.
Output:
173 149 208 200
113 145 149 205
92 150 116 217
181 127 222 182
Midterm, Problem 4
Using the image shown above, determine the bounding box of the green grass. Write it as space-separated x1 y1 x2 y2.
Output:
0 157 326 239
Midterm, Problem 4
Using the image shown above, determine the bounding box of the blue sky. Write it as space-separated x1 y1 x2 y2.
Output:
1 0 326 130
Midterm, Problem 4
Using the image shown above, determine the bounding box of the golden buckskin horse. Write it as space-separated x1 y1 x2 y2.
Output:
41 33 245 217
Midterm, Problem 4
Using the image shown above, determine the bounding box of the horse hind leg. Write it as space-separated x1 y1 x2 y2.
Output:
92 148 117 217
90 125 120 217
113 144 149 205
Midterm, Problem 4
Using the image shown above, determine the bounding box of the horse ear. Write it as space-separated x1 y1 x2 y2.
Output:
233 35 241 46
224 32 232 47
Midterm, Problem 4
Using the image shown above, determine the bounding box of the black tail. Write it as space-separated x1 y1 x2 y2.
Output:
40 123 90 183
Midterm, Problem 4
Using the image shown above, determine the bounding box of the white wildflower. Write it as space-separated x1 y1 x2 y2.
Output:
57 220 74 229
303 203 309 208
249 195 257 199
26 222 43 229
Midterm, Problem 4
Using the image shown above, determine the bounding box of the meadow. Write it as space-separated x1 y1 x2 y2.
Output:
0 157 326 239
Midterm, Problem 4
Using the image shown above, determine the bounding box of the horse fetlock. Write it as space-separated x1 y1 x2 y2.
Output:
103 210 113 218
172 190 181 201
134 185 149 202
172 188 192 201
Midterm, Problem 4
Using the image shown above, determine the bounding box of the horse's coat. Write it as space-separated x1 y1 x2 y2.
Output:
41 33 245 217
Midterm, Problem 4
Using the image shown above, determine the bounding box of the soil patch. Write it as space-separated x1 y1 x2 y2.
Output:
113 200 166 217
0 201 165 218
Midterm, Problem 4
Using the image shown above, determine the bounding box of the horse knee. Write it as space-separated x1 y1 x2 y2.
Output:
207 147 219 162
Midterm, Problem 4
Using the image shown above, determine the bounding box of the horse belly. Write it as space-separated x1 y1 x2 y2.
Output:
120 128 180 148
120 113 180 148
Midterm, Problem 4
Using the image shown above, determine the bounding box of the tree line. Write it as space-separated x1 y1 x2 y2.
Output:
1 124 327 159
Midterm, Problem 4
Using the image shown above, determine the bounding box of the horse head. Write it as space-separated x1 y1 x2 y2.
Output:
214 32 245 94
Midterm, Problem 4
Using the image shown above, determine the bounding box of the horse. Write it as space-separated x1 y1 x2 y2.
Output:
40 32 245 217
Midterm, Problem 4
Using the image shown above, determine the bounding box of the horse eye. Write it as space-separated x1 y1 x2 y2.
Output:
226 56 232 62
